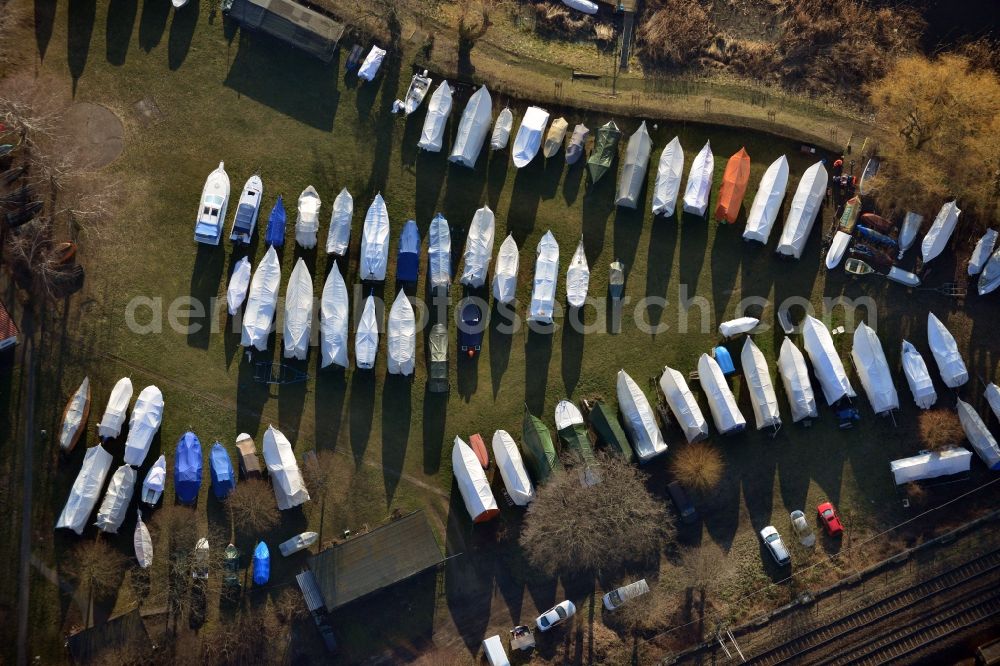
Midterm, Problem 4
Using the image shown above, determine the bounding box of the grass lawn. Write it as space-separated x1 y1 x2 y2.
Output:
3 0 1000 662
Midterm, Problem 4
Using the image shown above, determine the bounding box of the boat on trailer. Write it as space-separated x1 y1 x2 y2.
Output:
229 175 263 244
403 70 432 115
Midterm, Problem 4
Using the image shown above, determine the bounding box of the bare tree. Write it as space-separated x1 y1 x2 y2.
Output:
226 479 281 536
64 538 128 627
301 451 337 545
519 455 674 576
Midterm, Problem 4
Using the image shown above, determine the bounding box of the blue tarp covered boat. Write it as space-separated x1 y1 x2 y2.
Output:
397 220 420 282
210 442 236 499
713 346 736 376
857 225 898 250
174 431 203 504
253 541 270 585
264 195 286 247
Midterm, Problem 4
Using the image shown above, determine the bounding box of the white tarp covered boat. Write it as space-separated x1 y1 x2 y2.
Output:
59 376 90 452
122 385 164 467
453 437 499 522
741 338 781 431
682 140 713 216
778 338 818 422
979 248 1000 295
493 234 519 304
528 231 559 323
957 399 1000 470
262 426 310 509
891 447 971 485
512 106 550 168
357 45 386 82
56 444 113 534
887 266 921 287
360 193 390 281
492 430 535 506
968 229 997 276
460 206 495 288
826 231 852 269
355 295 379 370
227 256 252 316
283 258 313 360
921 200 961 264
615 121 652 209
320 261 349 369
134 510 153 568
241 246 280 350
566 239 590 308
279 531 318 556
295 186 321 249
449 86 492 168
490 108 513 151
98 377 133 439
418 81 453 152
743 155 789 244
543 117 568 159
141 454 166 505
617 369 668 461
776 161 828 259
698 353 746 435
801 315 855 405
851 322 898 415
719 316 758 338
326 188 352 256
897 211 923 260
901 341 936 409
95 464 137 534
387 290 416 376
428 213 452 293
986 384 1000 423
927 312 968 387
562 0 598 13
651 136 683 217
658 366 708 443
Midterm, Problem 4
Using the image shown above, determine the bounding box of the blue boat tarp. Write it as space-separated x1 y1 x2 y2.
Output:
265 195 286 247
714 346 735 376
174 431 203 505
397 220 420 282
253 541 271 585
210 442 236 500
857 225 898 250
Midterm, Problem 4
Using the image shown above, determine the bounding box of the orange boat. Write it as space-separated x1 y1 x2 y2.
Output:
468 433 489 469
714 147 751 224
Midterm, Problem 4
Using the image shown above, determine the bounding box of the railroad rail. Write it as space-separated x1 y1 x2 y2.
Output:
745 548 1000 665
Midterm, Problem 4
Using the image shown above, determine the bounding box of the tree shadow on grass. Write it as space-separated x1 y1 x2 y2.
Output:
560 311 585 396
138 0 170 52
489 302 515 398
414 151 447 226
612 206 643 298
188 244 225 350
167 0 199 70
524 326 554 416
678 212 709 299
363 50 402 195
105 0 137 66
444 488 498 654
314 367 347 453
381 375 411 506
235 352 269 439
485 150 508 210
34 0 57 61
276 359 308 437
710 221 744 323
67 0 96 95
644 217 679 336
421 389 447 475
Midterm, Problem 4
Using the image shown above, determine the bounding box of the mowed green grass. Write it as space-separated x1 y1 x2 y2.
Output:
7 0 1000 661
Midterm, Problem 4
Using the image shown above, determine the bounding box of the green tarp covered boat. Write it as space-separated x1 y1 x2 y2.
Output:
555 400 601 485
584 399 634 463
522 407 562 484
586 121 621 184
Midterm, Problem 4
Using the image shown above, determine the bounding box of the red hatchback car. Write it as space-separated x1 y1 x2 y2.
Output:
818 502 844 536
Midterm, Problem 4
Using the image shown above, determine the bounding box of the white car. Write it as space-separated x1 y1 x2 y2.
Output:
536 600 576 631
760 526 791 566
789 510 816 547
603 579 650 611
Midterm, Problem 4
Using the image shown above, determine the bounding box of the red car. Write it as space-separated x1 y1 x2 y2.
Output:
817 502 844 536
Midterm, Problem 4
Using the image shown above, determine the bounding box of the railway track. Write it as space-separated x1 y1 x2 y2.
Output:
746 548 1000 665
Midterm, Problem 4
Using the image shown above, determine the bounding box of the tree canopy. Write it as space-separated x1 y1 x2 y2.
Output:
866 54 1000 225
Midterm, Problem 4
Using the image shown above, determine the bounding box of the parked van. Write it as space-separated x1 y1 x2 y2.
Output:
667 481 698 524
602 578 650 611
482 635 510 666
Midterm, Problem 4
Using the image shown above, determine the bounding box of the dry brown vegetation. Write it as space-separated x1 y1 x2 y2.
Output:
64 539 128 623
636 0 713 67
519 455 675 576
670 442 725 494
866 54 1000 224
917 408 965 450
226 479 281 535
530 1 594 39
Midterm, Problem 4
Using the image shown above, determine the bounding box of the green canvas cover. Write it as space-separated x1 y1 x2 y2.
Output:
588 401 634 463
522 408 562 484
558 423 597 468
586 121 621 184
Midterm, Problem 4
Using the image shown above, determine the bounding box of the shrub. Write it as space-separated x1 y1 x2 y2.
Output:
636 0 713 67
917 409 965 450
670 442 724 493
